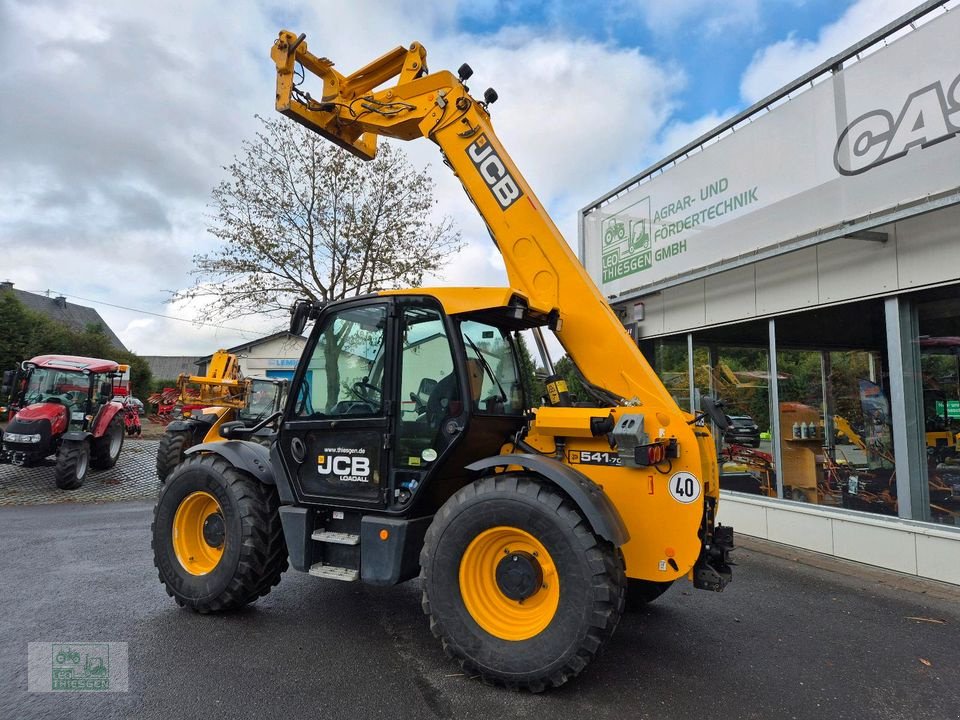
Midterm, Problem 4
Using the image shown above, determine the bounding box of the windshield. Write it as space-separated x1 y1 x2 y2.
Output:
240 379 281 422
24 368 90 406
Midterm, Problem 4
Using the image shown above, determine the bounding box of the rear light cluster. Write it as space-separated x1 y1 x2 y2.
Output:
633 438 679 466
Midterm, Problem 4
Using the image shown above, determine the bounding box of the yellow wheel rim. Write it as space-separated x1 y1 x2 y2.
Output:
172 491 225 576
459 526 560 641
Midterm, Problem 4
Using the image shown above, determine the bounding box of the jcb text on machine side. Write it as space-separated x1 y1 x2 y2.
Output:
150 32 734 691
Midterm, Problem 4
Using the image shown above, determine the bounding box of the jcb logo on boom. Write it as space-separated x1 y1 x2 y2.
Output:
466 135 524 210
834 71 960 176
317 454 370 482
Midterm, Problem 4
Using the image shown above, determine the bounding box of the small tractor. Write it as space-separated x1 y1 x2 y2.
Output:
1 355 128 489
150 35 734 691
154 350 288 481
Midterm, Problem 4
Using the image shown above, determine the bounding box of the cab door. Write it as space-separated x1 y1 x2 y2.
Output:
277 300 396 507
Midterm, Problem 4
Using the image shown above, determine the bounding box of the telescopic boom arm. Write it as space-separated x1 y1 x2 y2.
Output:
271 32 679 410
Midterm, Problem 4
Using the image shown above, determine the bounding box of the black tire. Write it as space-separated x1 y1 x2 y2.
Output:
151 453 288 613
625 579 674 611
91 414 124 470
55 439 90 490
420 474 625 692
156 429 192 482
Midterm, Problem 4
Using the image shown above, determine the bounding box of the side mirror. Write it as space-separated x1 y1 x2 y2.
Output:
290 299 311 335
701 397 730 431
417 378 437 397
1 369 13 397
100 382 113 398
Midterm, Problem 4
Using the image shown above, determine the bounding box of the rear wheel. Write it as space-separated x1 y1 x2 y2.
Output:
91 415 124 470
156 429 192 482
55 439 90 490
151 454 287 613
420 474 625 691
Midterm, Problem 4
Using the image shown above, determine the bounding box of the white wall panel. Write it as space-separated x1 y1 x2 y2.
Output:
766 506 834 555
831 519 917 575
704 265 757 325
635 292 664 338
817 236 898 303
896 204 960 288
662 280 705 334
916 534 960 586
755 248 818 315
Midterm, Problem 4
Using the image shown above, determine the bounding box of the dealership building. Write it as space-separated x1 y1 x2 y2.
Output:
580 2 960 585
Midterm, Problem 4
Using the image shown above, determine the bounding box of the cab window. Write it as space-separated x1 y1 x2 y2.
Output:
295 304 387 418
459 320 524 415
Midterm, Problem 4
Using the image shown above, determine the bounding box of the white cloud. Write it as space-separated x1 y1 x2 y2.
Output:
0 0 681 355
740 0 921 104
636 0 761 37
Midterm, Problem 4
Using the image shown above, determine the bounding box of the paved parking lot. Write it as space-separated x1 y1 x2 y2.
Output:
1 500 958 720
0 439 160 506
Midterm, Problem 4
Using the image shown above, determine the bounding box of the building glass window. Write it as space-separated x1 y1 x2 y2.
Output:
711 347 775 498
775 301 898 515
917 287 960 526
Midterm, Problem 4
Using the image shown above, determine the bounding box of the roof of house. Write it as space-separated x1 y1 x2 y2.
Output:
141 355 202 380
195 331 306 365
3 283 127 351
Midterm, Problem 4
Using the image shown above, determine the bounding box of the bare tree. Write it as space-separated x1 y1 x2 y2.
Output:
176 115 462 317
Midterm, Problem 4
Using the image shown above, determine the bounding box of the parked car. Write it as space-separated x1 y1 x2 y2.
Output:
113 396 145 416
724 415 761 447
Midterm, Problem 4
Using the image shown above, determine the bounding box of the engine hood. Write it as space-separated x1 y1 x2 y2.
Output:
16 402 69 424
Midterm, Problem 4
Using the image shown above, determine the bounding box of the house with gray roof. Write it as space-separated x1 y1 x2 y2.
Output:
1 281 127 351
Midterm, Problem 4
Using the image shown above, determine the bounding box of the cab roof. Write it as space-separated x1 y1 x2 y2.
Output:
380 287 552 322
28 355 120 374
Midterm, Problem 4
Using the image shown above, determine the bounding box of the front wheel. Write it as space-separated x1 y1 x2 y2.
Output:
55 439 90 490
156 429 192 482
420 474 625 692
151 454 287 613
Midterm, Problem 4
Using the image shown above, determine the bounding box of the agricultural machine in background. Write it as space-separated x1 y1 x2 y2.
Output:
153 350 288 481
0 355 129 489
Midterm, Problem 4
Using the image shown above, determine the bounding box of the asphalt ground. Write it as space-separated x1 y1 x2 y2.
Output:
1 501 959 720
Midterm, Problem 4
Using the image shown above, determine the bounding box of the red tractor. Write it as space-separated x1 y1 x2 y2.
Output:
0 355 128 489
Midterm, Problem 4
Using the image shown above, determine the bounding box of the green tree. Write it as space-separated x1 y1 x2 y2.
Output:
176 115 463 317
0 290 152 399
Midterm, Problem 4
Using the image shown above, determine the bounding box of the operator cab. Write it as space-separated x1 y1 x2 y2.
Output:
278 293 541 515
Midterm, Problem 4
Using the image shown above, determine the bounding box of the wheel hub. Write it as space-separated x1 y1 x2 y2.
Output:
202 513 225 548
495 551 543 601
458 526 560 641
172 491 225 576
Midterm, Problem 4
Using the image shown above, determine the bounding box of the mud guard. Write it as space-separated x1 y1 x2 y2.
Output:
90 402 124 437
465 453 629 546
184 440 275 485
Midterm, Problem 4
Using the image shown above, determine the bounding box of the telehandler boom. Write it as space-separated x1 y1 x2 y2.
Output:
150 32 734 691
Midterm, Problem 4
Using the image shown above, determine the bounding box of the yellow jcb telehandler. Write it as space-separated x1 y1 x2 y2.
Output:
150 34 734 691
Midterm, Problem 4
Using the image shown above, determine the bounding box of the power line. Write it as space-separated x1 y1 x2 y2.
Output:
24 288 268 338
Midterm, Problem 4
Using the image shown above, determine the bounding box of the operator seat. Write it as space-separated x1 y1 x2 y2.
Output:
425 360 484 427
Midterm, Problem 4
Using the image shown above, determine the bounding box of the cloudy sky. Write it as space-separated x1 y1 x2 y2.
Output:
0 0 928 355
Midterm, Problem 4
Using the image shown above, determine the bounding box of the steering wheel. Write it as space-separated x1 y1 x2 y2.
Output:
351 380 382 403
63 390 87 406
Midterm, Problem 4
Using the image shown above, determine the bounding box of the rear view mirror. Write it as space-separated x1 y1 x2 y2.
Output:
701 397 729 431
100 382 113 398
290 299 311 335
